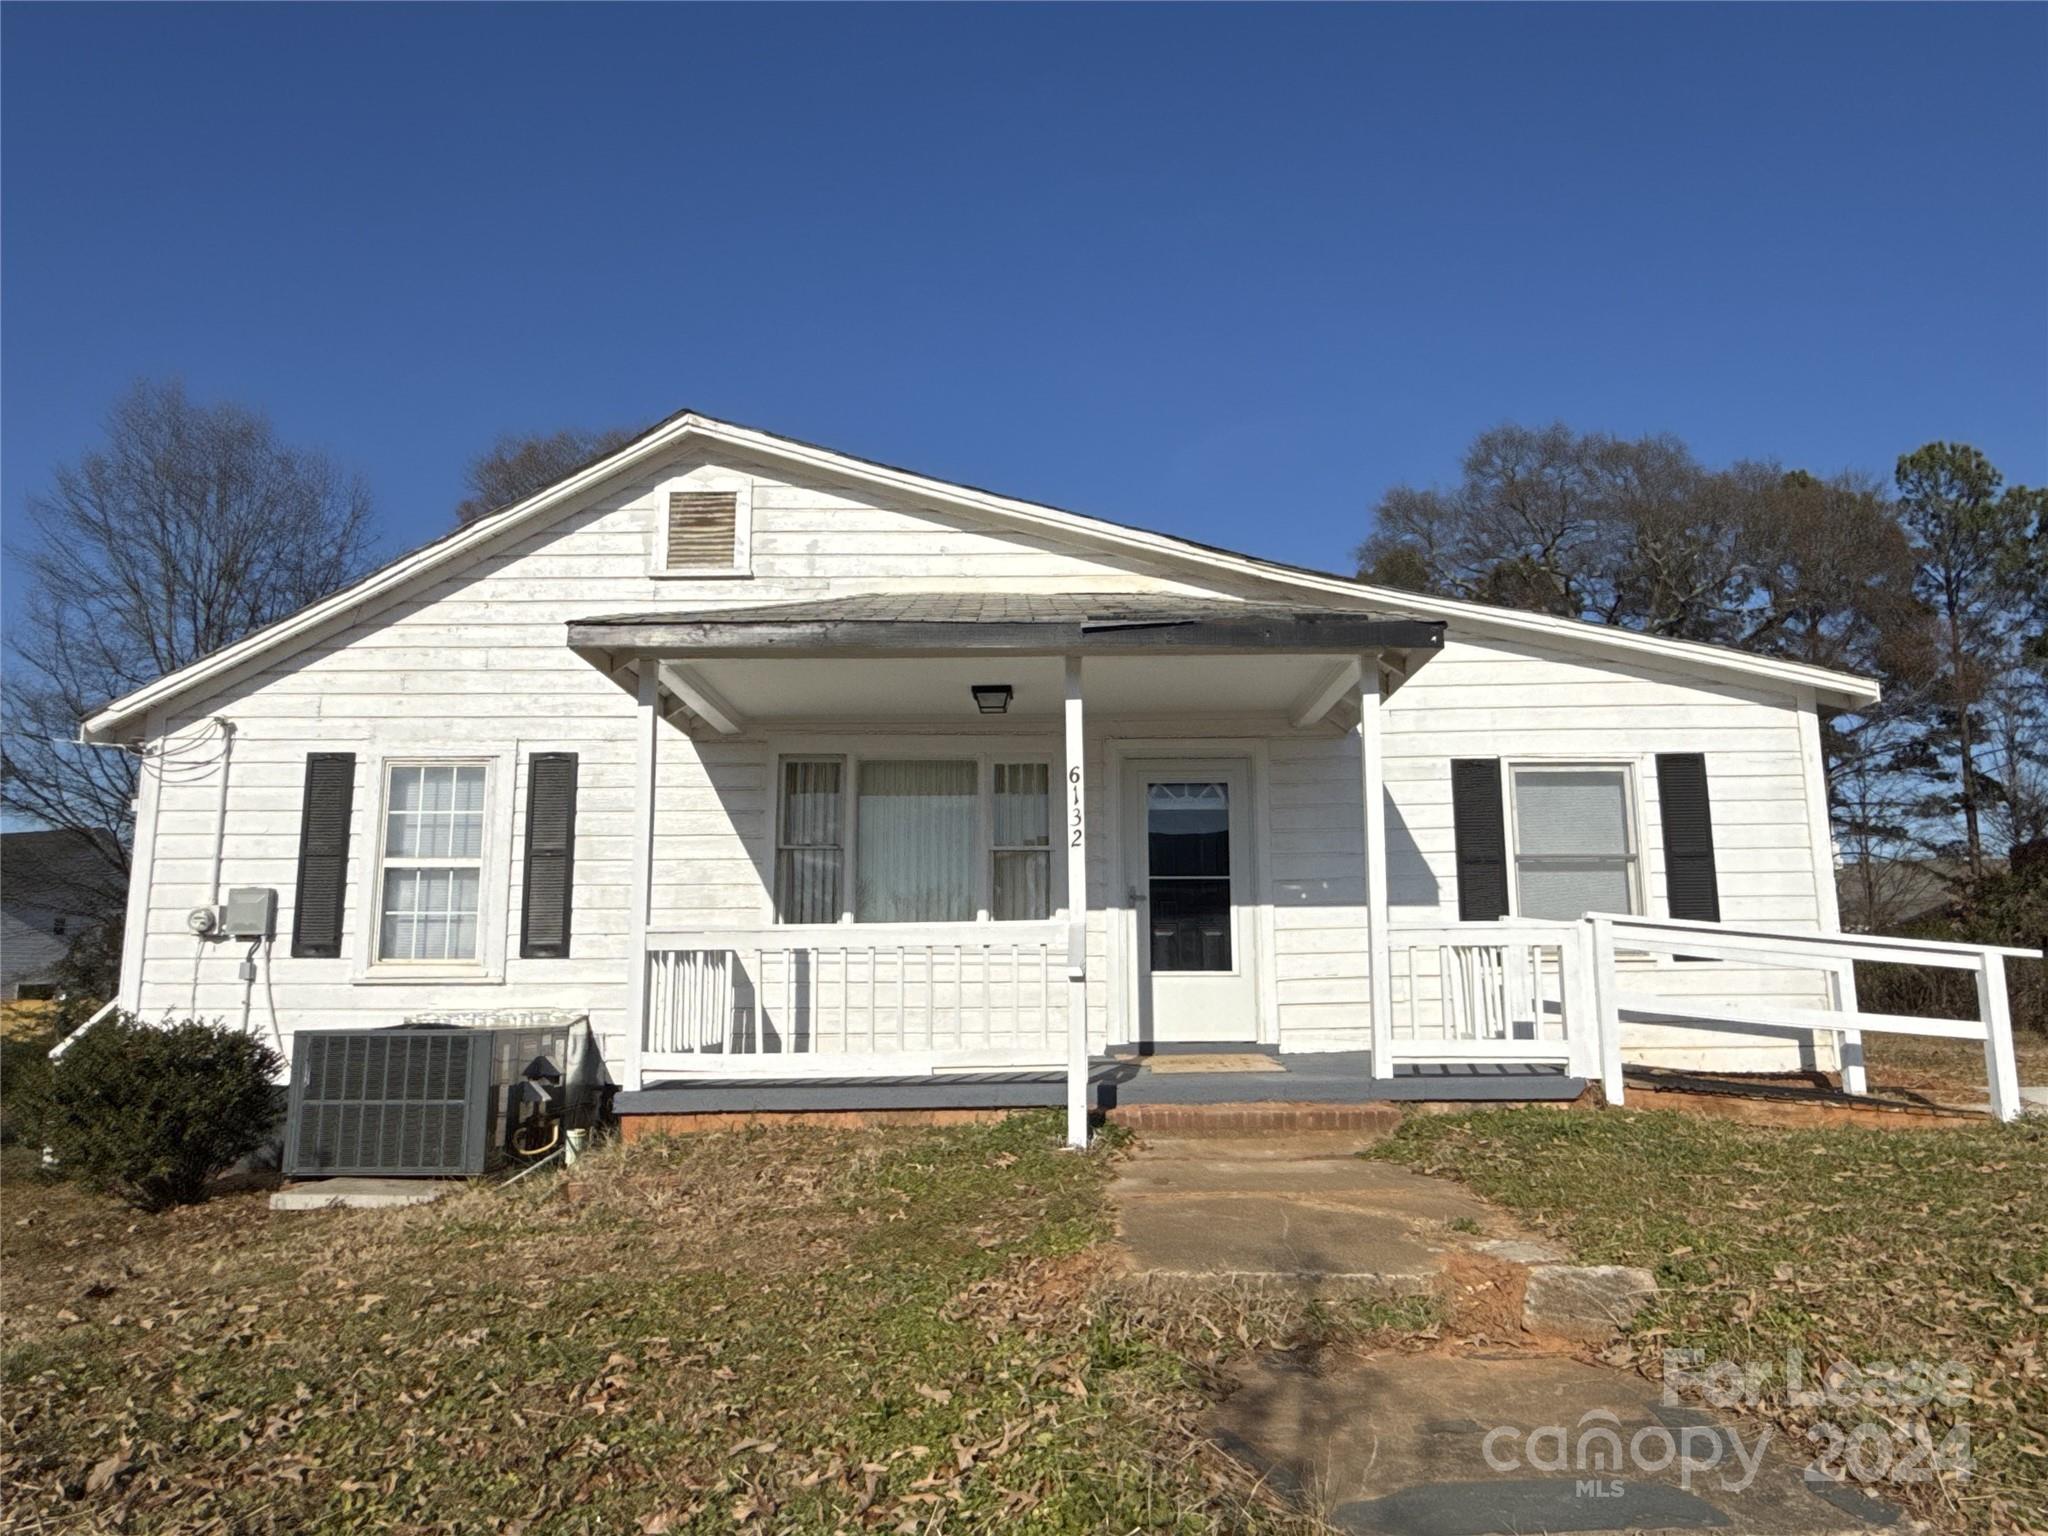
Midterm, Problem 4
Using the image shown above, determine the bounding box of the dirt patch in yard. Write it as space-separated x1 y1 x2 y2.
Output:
1623 1072 1991 1130
1435 1250 1530 1343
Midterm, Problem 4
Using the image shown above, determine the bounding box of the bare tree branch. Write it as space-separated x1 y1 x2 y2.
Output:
2 379 378 904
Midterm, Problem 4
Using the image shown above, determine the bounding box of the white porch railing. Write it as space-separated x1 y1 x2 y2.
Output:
1586 912 2035 1123
642 921 1068 1078
1386 922 1597 1077
633 913 2034 1120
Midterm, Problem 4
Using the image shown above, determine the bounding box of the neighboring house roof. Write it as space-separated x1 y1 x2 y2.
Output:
0 907 70 992
568 591 1445 656
1837 856 1984 931
78 410 1882 742
1 829 123 918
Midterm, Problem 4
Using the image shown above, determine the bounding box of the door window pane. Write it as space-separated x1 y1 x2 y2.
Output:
855 759 976 923
1150 879 1232 972
1147 782 1229 876
1148 781 1232 971
1512 767 1637 920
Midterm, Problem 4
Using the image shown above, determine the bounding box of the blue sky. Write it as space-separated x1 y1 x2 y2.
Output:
4 3 2043 578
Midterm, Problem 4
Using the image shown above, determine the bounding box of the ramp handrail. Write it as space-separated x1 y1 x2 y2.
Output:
1583 912 2037 1122
45 999 121 1063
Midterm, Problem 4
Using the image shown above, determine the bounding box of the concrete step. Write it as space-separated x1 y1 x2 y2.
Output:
270 1177 458 1211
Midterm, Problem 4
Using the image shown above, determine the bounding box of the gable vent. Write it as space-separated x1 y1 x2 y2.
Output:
666 490 738 569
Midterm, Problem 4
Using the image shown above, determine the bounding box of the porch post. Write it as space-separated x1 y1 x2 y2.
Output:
1063 655 1090 1148
1361 658 1394 1079
1798 687 1865 1093
1977 953 2021 1124
621 661 660 1094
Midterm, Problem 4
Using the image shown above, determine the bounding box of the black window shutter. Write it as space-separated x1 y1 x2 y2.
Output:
1450 759 1511 921
291 753 355 957
1657 753 1722 921
521 752 579 958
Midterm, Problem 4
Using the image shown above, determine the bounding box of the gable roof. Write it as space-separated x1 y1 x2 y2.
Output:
78 410 1881 740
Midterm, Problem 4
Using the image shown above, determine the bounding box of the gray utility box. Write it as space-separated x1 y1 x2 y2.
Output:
285 1022 587 1180
223 886 277 940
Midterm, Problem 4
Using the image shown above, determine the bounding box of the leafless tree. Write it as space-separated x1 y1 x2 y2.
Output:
1982 683 2048 854
1 380 377 901
1356 423 1978 910
453 426 640 524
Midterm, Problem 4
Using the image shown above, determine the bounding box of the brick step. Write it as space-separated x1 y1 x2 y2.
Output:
1105 1100 1408 1136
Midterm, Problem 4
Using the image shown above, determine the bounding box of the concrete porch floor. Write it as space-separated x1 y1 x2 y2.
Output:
615 1052 1584 1117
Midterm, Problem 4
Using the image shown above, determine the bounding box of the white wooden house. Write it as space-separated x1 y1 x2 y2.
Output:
79 412 2031 1140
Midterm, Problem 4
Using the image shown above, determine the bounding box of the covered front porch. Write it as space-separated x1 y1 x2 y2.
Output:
568 593 2033 1142
567 592 1478 1136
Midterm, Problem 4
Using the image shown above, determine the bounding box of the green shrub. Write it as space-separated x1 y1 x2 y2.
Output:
0 1029 57 1148
36 1015 282 1210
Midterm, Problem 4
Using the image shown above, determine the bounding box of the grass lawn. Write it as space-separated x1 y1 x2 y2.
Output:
1 1113 1363 1536
1377 1107 2048 1535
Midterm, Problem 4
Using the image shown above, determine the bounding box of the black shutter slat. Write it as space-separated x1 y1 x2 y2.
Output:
1451 759 1511 921
291 753 355 957
1657 753 1722 922
520 752 579 958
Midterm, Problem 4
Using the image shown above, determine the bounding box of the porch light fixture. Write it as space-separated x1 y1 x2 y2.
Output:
971 684 1014 715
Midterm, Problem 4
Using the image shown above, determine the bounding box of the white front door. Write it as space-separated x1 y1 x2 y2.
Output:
1127 759 1258 1044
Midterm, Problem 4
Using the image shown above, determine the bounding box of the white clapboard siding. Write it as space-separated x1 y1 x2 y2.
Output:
125 440 1843 1077
1380 631 1833 1068
126 447 1257 1073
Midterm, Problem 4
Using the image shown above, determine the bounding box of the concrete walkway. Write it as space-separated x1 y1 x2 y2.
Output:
1214 1352 1903 1535
1112 1132 1509 1294
1110 1131 1903 1535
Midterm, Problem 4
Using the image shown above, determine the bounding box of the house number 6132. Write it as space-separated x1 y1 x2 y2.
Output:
1069 765 1084 847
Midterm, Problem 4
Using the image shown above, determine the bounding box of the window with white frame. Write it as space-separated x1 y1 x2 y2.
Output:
775 758 844 925
377 762 488 962
1508 764 1639 920
991 762 1052 920
773 753 1054 924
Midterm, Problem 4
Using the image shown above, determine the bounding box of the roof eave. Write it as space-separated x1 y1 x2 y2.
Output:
564 614 1447 658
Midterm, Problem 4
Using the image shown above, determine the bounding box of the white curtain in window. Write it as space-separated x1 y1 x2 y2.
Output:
775 759 843 924
380 764 486 961
992 762 1051 920
386 764 485 859
1513 768 1634 920
856 759 976 922
381 867 482 960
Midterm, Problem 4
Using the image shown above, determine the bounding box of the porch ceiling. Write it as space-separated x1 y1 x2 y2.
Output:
661 652 1363 723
